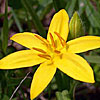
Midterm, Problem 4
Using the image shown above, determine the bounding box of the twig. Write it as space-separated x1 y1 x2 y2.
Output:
9 72 31 100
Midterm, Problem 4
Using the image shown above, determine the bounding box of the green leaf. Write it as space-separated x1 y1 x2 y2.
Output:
11 8 23 32
0 13 4 18
56 90 71 100
96 0 100 13
2 95 17 100
0 52 4 59
84 55 100 64
39 3 53 20
78 0 86 15
62 74 70 91
1 0 8 54
84 0 100 28
65 0 77 17
38 0 52 7
56 91 63 100
37 0 53 20
5 46 16 55
21 0 46 37
8 0 22 9
55 70 64 91
93 65 100 82
69 80 78 99
2 95 9 100
53 0 65 12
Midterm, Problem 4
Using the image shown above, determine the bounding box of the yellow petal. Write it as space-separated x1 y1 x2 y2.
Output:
11 32 48 50
67 36 100 53
47 9 69 47
54 53 95 83
0 50 46 69
30 61 56 99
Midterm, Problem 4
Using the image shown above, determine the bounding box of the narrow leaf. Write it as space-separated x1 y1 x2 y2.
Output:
78 0 86 15
55 70 64 91
84 0 100 28
38 0 52 7
1 0 8 54
84 55 100 64
21 0 46 37
65 0 77 17
11 8 23 32
53 0 65 12
40 3 53 20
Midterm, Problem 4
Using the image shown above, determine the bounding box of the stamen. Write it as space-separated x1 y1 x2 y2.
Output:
34 34 49 46
54 50 61 54
49 32 56 48
32 47 47 53
38 54 51 60
54 32 66 47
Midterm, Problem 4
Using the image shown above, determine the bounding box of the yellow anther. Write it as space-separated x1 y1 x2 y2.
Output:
32 47 47 54
34 34 49 46
54 32 66 47
49 32 56 48
54 50 61 54
38 54 51 60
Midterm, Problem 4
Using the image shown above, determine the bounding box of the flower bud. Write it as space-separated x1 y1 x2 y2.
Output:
69 12 84 39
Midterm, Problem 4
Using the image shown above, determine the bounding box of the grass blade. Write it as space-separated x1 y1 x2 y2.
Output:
11 8 23 32
84 0 100 28
65 0 77 17
84 55 100 64
21 0 46 37
1 0 8 54
53 0 65 11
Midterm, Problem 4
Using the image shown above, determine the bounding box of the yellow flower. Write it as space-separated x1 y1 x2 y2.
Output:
0 9 100 99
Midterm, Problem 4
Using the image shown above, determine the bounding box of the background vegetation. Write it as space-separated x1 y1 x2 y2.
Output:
0 0 100 100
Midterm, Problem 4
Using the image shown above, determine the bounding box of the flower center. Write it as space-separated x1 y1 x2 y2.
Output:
32 32 67 60
49 32 66 49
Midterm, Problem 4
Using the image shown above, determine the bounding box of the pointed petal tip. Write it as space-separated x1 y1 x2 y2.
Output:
30 89 38 100
47 9 69 44
86 69 95 84
82 76 95 84
82 71 95 84
59 9 66 12
75 75 95 84
30 94 36 100
55 9 69 22
58 9 69 21
10 37 13 40
10 35 13 40
89 78 95 83
92 80 95 83
85 80 95 84
10 33 18 40
30 62 56 100
67 36 100 53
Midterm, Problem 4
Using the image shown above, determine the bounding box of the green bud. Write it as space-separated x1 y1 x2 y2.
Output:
69 12 84 39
